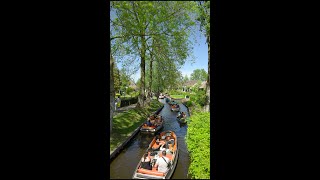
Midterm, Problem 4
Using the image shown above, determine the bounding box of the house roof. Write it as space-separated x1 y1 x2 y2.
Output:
129 81 138 90
183 80 199 87
199 81 207 89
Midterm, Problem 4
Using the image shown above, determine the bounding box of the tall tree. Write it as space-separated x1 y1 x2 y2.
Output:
111 1 196 107
190 69 208 81
195 1 210 111
113 63 121 94
110 50 115 132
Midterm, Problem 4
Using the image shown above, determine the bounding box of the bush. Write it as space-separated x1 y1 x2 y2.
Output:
185 100 193 107
188 91 206 107
186 112 210 179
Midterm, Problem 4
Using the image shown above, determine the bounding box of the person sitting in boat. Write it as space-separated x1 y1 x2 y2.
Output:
155 116 162 125
159 142 168 151
180 112 186 118
146 120 152 127
149 118 156 126
140 153 152 170
159 136 174 151
155 151 171 173
152 135 164 151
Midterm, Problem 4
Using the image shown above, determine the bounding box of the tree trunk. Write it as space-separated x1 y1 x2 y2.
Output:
137 36 146 107
110 52 115 132
205 35 210 112
149 54 153 101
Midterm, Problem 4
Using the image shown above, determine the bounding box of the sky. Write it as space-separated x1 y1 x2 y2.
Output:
111 6 208 83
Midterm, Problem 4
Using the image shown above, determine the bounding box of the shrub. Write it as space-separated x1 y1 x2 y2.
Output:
186 112 210 179
188 91 206 107
185 100 193 107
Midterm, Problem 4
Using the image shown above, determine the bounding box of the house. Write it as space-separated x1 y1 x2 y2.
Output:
182 80 207 92
129 81 138 91
182 80 198 92
199 81 207 91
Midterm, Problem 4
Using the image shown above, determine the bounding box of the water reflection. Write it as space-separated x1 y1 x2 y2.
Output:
137 132 155 149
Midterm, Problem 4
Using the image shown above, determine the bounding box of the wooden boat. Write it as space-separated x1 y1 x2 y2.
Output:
171 104 180 112
176 112 187 124
140 115 164 133
132 131 179 179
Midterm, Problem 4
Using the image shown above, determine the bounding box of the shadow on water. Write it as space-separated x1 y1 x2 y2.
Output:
110 98 191 179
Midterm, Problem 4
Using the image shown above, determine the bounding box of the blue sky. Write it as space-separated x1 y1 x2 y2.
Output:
181 29 208 79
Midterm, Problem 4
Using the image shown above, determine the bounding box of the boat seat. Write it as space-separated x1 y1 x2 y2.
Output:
137 168 164 177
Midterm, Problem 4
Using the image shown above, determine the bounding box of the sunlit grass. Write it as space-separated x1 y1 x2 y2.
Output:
170 94 185 99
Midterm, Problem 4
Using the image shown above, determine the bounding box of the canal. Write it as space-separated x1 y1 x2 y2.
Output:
110 98 191 179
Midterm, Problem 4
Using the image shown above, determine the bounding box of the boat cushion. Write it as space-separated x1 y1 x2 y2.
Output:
137 168 164 176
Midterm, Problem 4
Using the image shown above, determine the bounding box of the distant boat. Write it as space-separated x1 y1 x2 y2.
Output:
140 115 164 133
171 104 180 112
176 112 187 124
132 131 179 179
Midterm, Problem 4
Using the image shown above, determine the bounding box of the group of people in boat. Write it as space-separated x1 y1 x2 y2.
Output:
177 111 186 119
140 135 174 173
171 104 179 108
144 114 163 127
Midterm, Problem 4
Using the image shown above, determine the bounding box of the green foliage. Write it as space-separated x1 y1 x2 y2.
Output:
190 69 208 81
186 112 210 179
169 89 183 95
126 87 134 95
185 100 193 107
111 1 197 97
195 1 210 38
183 90 206 108
113 64 121 92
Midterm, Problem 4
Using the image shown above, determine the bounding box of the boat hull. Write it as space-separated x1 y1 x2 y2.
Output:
140 124 163 133
177 117 186 124
171 107 180 112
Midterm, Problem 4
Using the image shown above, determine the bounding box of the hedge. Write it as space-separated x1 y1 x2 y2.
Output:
186 112 210 179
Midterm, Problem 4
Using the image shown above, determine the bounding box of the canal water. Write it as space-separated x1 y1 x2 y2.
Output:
110 98 191 179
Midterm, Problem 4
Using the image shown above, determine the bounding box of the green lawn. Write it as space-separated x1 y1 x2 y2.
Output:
110 100 163 152
170 94 185 99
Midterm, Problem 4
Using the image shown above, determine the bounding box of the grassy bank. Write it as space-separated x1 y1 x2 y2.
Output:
170 94 185 99
110 100 163 152
185 111 210 179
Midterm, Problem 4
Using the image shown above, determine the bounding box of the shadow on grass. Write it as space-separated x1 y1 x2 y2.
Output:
110 100 163 151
